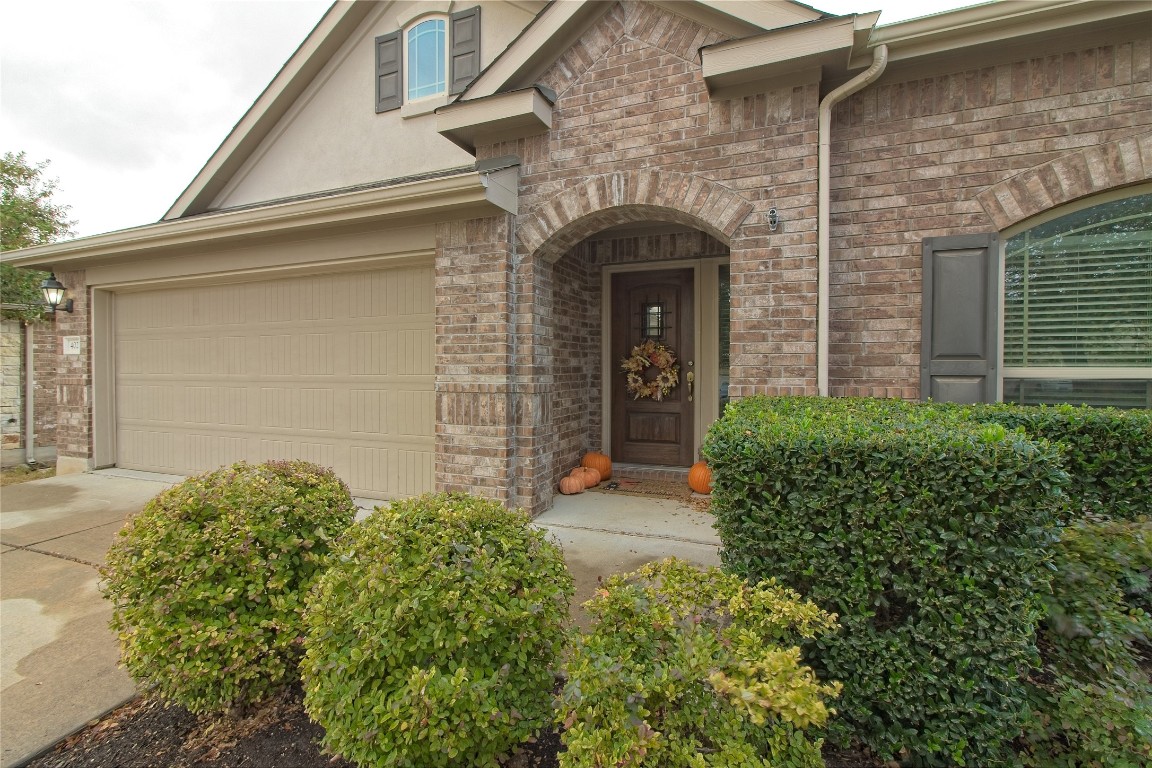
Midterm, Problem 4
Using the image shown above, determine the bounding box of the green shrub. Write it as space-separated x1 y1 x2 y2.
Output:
703 396 1068 766
102 460 356 714
301 492 573 768
926 402 1152 520
1017 516 1152 767
558 558 840 768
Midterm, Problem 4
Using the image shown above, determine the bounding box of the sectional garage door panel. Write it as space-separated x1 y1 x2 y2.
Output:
114 266 434 499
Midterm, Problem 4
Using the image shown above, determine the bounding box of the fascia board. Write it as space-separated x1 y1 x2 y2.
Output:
436 88 553 154
163 1 376 221
702 16 859 92
5 172 493 270
856 0 1150 67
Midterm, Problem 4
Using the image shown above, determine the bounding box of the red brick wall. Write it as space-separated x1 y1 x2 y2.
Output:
828 37 1152 397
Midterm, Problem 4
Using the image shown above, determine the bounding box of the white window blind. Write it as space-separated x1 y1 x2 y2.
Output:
1005 193 1151 369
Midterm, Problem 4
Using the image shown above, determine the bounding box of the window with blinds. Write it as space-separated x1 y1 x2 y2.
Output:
1003 191 1151 408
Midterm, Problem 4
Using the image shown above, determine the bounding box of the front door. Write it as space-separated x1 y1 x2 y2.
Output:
610 269 695 466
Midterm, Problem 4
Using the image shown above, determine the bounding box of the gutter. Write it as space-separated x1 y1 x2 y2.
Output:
817 44 888 397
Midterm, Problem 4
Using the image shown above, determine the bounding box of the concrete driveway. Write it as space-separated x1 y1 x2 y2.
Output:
0 469 719 767
0 470 176 768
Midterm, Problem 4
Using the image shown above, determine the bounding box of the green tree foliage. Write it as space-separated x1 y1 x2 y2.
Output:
1 151 75 321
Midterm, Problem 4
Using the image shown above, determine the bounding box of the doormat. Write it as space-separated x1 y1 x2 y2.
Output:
588 476 693 502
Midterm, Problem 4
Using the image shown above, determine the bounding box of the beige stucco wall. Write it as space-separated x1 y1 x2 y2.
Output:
211 0 544 211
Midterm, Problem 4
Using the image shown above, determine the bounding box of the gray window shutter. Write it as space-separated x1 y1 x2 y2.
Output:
921 233 1000 403
449 6 481 95
375 31 402 113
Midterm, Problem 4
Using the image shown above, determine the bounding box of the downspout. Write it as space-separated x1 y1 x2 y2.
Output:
24 320 36 465
817 44 888 396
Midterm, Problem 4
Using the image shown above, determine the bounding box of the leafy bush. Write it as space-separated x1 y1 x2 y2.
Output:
102 460 356 714
1017 516 1152 767
558 558 840 768
301 492 573 768
926 402 1152 520
703 396 1068 766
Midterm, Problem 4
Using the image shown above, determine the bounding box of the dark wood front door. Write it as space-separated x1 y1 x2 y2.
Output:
611 269 695 466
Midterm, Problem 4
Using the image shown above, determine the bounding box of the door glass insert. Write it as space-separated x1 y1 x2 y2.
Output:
641 302 666 339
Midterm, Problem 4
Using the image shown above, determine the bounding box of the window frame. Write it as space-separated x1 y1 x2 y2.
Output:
404 15 448 103
997 183 1152 406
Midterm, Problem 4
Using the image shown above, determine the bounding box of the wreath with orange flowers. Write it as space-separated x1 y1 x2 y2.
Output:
621 339 680 401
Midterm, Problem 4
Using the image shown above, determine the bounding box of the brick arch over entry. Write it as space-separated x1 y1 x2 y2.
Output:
518 170 755 260
976 131 1152 231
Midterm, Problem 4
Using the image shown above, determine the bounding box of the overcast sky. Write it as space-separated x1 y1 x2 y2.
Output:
1 0 983 241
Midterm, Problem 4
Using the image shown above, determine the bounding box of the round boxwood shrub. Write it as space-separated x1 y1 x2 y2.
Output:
102 460 356 714
301 492 574 768
559 558 841 768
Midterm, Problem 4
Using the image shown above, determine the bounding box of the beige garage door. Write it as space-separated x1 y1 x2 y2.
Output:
114 265 435 499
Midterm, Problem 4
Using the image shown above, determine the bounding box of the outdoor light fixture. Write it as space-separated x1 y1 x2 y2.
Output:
40 273 73 313
767 207 780 231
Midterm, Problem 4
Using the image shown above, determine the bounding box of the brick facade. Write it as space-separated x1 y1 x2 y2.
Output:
37 2 1151 512
53 270 92 470
828 39 1151 397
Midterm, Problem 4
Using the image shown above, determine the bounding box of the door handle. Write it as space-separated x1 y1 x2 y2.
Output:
686 370 694 401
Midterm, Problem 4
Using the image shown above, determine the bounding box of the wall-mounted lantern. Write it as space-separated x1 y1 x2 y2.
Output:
39 273 73 313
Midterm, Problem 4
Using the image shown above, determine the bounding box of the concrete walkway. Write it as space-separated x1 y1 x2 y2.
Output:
0 470 719 767
0 471 177 768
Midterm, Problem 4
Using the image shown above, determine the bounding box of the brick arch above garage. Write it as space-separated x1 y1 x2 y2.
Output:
976 131 1152 231
517 170 754 261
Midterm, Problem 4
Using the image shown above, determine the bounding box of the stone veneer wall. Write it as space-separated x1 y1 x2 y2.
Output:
1 316 58 464
827 35 1152 398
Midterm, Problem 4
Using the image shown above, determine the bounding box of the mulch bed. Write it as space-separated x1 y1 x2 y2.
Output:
25 685 881 768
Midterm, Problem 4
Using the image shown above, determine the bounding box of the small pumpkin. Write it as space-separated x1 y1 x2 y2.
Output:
571 466 601 487
559 474 586 495
581 451 612 481
688 461 713 494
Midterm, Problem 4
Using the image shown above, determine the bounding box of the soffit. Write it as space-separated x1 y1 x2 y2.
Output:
701 13 879 97
856 0 1152 67
5 172 499 271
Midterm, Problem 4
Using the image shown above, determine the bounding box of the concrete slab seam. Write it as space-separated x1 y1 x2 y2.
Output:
0 519 125 552
535 521 719 548
8 692 138 768
0 543 100 569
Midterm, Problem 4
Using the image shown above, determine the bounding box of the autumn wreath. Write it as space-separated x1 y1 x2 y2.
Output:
621 339 680 401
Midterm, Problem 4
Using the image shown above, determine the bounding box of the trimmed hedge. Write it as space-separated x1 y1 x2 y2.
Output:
925 402 1151 520
703 396 1069 765
102 460 356 714
301 493 573 768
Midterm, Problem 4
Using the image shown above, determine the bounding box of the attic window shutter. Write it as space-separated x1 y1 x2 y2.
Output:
449 6 481 95
376 31 402 113
921 233 1000 403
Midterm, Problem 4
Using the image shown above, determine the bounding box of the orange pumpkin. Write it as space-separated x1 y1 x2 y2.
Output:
572 466 601 487
581 451 612 481
559 474 586 495
688 461 713 494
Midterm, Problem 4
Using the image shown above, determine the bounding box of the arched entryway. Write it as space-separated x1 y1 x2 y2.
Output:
512 171 752 513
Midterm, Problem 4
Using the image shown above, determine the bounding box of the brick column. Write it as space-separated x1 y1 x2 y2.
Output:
434 215 518 504
54 269 92 473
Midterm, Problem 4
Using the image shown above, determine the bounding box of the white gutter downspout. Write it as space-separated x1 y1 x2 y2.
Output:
23 320 36 465
817 44 888 396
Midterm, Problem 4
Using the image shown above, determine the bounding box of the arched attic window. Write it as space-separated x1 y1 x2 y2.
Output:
406 16 446 101
1002 190 1151 408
